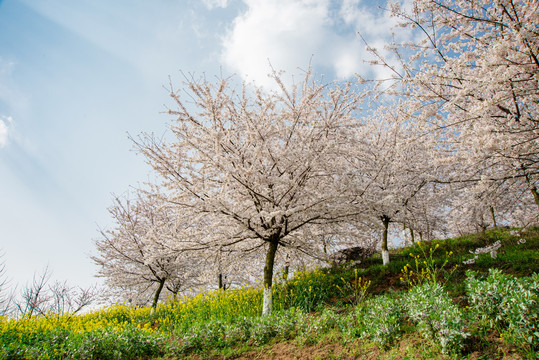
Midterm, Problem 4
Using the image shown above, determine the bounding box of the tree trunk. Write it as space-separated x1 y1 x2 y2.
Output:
282 265 289 282
524 171 539 211
381 215 390 266
531 185 539 211
262 238 279 315
490 206 498 228
403 223 408 245
218 273 223 290
151 278 166 313
403 223 415 245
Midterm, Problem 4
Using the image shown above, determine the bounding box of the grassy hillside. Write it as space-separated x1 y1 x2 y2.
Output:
355 227 539 296
1 227 538 359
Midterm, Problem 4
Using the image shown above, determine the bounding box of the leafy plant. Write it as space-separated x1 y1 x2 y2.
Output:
355 294 405 349
299 307 340 345
404 282 468 355
466 269 539 352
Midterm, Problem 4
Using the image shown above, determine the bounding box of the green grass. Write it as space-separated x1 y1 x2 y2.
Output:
1 226 538 359
346 227 539 296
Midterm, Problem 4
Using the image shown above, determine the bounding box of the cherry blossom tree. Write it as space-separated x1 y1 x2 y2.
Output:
402 181 451 242
446 176 539 235
346 108 437 264
378 0 539 216
132 70 365 314
93 191 203 309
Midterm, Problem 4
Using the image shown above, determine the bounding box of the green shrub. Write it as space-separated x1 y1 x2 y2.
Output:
250 309 304 345
171 308 305 355
223 317 252 344
404 282 468 355
65 326 164 360
299 307 340 345
466 269 539 352
176 320 229 353
355 294 405 349
0 325 165 360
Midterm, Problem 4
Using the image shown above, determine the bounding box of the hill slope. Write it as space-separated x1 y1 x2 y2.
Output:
1 227 538 360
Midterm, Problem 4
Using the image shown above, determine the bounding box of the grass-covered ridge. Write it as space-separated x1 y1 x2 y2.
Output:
2 227 538 359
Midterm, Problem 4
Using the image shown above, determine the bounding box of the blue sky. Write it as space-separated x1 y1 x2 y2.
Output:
0 0 398 291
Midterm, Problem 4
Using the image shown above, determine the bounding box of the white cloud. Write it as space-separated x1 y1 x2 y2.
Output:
221 0 329 87
220 0 400 87
333 46 363 78
0 116 11 148
202 0 229 10
340 0 362 25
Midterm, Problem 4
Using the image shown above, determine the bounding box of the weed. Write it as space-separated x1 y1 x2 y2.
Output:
400 242 458 288
335 268 371 305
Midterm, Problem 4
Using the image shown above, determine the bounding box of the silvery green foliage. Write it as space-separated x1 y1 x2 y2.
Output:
249 312 282 345
174 308 305 354
272 309 303 340
404 282 468 355
301 307 339 339
466 269 539 350
224 317 252 344
466 269 522 327
355 294 405 349
178 320 226 353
